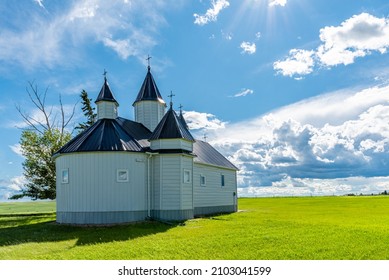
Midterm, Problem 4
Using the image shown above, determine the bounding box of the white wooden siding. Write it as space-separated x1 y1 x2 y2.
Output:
151 154 193 211
134 100 165 131
97 101 118 120
56 152 147 212
193 163 237 208
150 139 193 151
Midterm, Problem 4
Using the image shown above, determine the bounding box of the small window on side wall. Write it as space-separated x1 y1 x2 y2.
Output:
117 169 129 182
221 174 225 187
200 174 206 186
183 169 192 184
62 169 69 184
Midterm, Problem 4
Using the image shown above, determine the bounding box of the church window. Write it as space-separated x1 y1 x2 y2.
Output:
183 169 192 184
117 169 129 182
221 174 225 187
200 174 206 186
62 169 69 184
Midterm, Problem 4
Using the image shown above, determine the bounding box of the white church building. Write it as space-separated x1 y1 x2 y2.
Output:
54 66 238 224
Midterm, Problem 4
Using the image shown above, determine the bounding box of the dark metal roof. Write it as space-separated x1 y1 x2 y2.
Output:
193 140 238 170
54 118 151 155
133 67 165 105
178 111 189 130
95 78 118 104
149 107 195 141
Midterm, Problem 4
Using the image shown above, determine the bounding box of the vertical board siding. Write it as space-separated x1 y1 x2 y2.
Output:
193 163 237 208
134 101 165 131
97 101 117 120
56 152 147 212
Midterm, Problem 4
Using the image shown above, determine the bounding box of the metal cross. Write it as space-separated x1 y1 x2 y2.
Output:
146 55 152 67
203 133 207 142
178 104 183 112
103 69 107 80
168 91 175 103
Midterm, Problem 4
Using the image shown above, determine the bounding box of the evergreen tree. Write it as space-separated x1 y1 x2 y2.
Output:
75 90 96 132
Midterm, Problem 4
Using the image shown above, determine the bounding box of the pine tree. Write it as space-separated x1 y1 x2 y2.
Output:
75 90 96 132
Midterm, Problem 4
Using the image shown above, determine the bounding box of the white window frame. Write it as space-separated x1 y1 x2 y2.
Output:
200 174 206 187
117 169 129 183
183 169 192 184
61 169 69 184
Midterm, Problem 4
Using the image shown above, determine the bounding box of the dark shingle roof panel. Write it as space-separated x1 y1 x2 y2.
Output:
55 118 150 155
193 140 238 170
95 78 118 104
149 108 195 141
133 67 165 105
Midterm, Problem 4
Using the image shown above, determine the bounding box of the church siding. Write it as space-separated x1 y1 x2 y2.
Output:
56 152 148 224
193 163 237 210
150 139 193 151
134 100 165 131
96 101 117 120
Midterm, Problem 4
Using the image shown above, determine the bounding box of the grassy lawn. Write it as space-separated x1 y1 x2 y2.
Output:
0 196 388 260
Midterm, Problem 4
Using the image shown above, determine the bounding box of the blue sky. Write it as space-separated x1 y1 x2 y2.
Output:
1 0 389 199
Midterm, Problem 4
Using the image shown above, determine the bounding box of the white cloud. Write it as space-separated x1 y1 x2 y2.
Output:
206 84 389 195
274 13 389 77
9 144 23 157
0 176 27 201
238 176 389 197
33 0 46 9
183 111 227 132
0 1 168 69
268 0 287 7
240 41 256 54
194 0 230 26
233 88 254 97
273 49 315 77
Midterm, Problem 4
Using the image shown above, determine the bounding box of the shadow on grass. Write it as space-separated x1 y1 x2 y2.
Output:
0 213 176 247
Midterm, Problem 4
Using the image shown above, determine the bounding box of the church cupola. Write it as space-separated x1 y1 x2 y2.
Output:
95 73 119 120
149 99 195 152
133 64 166 131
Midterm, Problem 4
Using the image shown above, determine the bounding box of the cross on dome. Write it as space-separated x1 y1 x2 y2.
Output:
168 91 175 109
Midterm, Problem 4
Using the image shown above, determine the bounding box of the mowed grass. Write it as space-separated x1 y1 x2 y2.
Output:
0 196 389 260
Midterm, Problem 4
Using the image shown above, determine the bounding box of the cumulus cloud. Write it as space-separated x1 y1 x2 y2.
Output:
238 176 389 197
194 0 230 26
273 49 315 78
240 41 256 54
268 0 287 7
0 1 168 69
0 176 26 201
206 85 389 195
274 13 389 77
233 88 254 97
183 111 227 132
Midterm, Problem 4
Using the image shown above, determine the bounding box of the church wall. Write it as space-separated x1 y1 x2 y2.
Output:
150 139 193 152
193 163 237 215
150 153 194 220
134 101 165 131
56 152 148 224
96 101 117 120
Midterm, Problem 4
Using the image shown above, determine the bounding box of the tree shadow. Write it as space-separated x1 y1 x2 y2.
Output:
0 213 176 247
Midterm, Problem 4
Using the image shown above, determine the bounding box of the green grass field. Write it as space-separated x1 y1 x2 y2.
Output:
0 196 388 260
